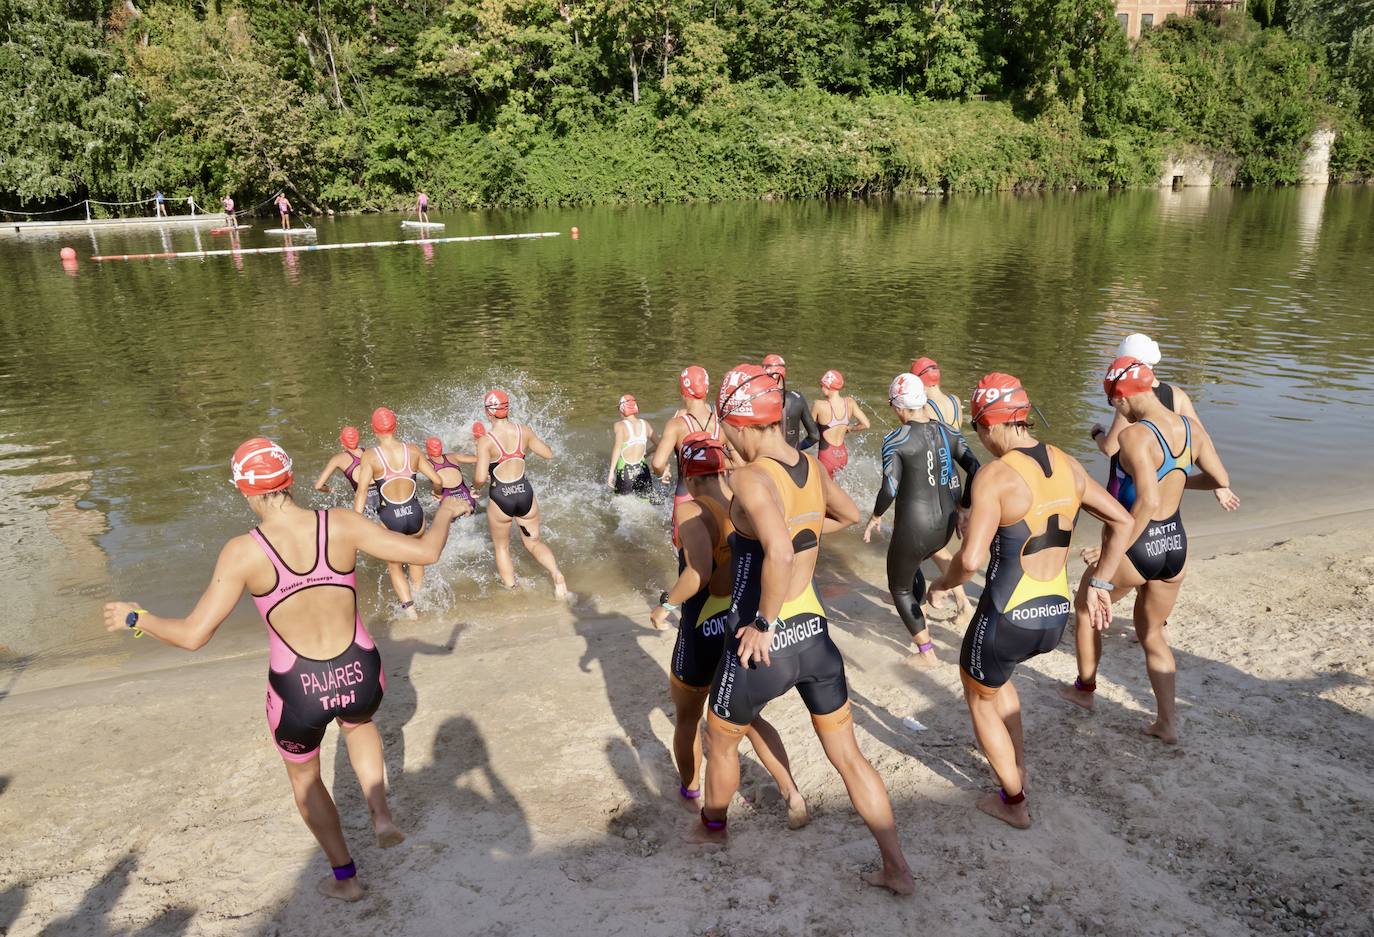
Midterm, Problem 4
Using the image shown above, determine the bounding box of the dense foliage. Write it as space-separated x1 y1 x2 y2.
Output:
1 0 1370 212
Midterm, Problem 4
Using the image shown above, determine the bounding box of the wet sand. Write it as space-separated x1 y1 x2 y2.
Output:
2 521 1371 936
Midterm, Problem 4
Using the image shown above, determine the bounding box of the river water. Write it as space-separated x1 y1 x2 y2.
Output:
2 186 1372 685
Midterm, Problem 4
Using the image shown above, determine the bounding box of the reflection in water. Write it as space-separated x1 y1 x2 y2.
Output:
1 188 1373 663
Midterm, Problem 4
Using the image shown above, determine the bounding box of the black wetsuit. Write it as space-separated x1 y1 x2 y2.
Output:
781 386 820 451
872 420 980 637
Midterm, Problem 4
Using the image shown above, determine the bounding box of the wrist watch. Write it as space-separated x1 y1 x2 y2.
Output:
1091 426 1105 439
125 608 148 638
658 591 679 612
751 614 778 633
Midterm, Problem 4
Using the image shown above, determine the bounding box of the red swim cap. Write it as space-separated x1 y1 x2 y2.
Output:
762 353 787 379
1104 356 1155 402
971 373 1033 426
231 437 293 496
471 421 486 439
372 407 397 435
484 389 510 418
425 436 444 459
618 394 639 416
679 366 709 400
718 363 784 427
339 425 360 450
820 369 844 390
911 357 941 387
681 431 729 477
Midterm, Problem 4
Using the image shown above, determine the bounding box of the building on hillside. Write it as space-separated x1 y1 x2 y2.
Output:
1114 0 1246 41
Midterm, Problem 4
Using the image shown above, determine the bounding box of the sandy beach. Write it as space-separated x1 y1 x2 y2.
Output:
2 517 1371 937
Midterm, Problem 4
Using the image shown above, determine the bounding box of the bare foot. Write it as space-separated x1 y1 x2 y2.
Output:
975 791 1031 829
786 793 811 831
1056 682 1096 712
684 815 728 847
903 648 938 669
402 605 418 622
553 575 569 600
316 875 365 902
675 788 703 813
862 865 915 896
1144 720 1179 745
375 818 405 849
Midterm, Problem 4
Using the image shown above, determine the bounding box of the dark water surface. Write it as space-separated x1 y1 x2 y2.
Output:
2 186 1372 676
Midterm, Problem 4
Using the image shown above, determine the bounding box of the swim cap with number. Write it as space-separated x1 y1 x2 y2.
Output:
426 436 444 459
762 354 787 379
1117 333 1162 366
911 357 941 387
681 431 729 477
821 369 844 390
679 366 709 400
971 373 1032 426
888 373 927 410
718 363 784 427
339 426 360 450
484 389 510 418
1104 356 1155 401
618 394 639 416
372 407 397 435
231 437 293 496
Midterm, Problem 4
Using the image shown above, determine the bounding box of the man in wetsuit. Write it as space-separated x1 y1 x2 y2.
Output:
863 373 980 667
689 363 915 897
762 354 820 451
927 373 1132 830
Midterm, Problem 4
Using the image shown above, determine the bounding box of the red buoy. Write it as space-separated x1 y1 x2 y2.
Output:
59 246 76 260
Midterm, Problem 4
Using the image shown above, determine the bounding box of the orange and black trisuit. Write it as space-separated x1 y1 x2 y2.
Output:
708 453 850 732
960 443 1082 694
671 494 736 691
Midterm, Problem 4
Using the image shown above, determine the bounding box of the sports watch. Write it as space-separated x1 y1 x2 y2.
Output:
125 608 148 638
1089 577 1114 592
751 614 778 634
658 591 679 612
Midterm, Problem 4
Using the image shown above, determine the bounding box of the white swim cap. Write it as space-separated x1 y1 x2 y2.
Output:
1117 333 1162 366
888 373 927 411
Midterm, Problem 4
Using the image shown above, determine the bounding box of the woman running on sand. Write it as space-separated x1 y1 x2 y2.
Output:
103 438 471 901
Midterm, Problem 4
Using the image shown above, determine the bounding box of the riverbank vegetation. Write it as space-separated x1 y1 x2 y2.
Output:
1 0 1371 211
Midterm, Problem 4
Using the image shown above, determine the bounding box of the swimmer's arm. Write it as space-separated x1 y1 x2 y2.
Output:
819 460 861 533
103 540 253 650
851 400 871 431
607 422 626 487
313 454 346 492
526 427 554 461
668 503 712 604
1174 386 1202 424
1184 422 1239 509
1117 428 1161 548
472 439 491 488
952 433 981 508
414 446 444 488
870 435 901 520
734 468 792 666
650 419 678 477
1095 410 1129 456
798 401 820 450
352 455 376 513
451 452 479 465
336 501 465 565
929 464 1005 591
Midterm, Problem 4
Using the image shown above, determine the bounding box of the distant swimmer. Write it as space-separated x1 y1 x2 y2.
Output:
863 373 979 667
606 394 656 497
314 425 378 514
911 357 963 427
352 407 447 619
689 364 914 896
103 438 471 901
275 192 293 230
1059 358 1239 744
472 389 568 598
811 369 869 479
416 191 430 225
926 374 1132 830
1089 333 1202 458
425 436 478 512
650 431 809 828
650 366 731 543
761 354 820 451
222 195 237 227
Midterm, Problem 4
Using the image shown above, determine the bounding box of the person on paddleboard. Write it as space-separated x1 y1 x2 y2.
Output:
416 192 430 225
154 190 166 218
104 438 471 902
275 192 292 230
223 195 236 228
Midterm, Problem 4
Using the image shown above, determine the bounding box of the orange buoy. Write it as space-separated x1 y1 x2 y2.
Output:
570 226 580 239
59 246 76 260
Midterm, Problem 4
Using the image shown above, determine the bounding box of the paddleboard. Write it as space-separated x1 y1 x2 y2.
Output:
210 225 252 234
401 220 445 229
264 227 317 236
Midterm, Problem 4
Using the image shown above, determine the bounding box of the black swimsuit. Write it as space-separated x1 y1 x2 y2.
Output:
487 425 535 518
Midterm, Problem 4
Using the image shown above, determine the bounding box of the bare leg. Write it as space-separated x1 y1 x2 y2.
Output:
686 718 745 845
668 681 707 799
282 756 364 901
1137 579 1184 744
387 561 416 619
486 505 518 589
743 718 809 829
813 714 914 895
932 547 970 616
1059 563 1141 711
964 679 1030 829
515 501 567 597
339 720 404 848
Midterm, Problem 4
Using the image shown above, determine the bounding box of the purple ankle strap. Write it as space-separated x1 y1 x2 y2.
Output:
680 784 702 800
917 642 935 654
332 860 357 881
1074 676 1096 693
999 787 1026 805
700 809 726 831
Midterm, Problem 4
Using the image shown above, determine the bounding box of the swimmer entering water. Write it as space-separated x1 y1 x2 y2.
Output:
352 408 447 619
606 394 656 497
651 366 734 545
1059 358 1238 744
927 374 1131 830
103 438 470 901
425 436 478 512
911 356 974 617
811 369 869 479
472 390 568 598
315 425 378 513
762 354 819 451
691 364 914 896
